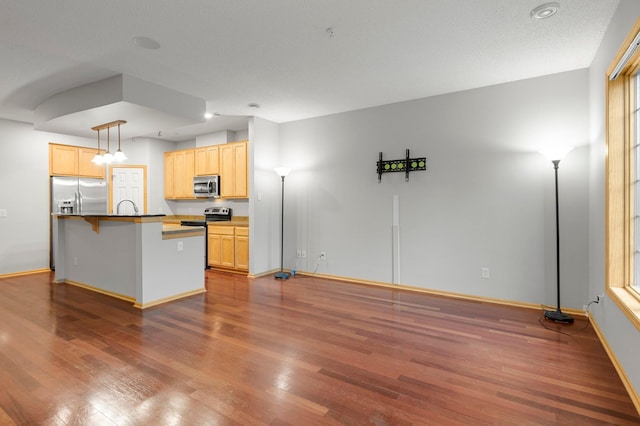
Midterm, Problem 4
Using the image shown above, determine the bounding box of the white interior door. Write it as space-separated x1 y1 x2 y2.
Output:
112 167 145 214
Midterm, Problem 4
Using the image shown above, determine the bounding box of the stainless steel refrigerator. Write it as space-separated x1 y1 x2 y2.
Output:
50 176 108 269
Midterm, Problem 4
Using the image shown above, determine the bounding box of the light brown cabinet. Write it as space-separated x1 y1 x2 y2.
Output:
234 227 249 271
208 225 248 272
208 226 236 269
164 149 195 198
49 143 105 178
220 141 248 198
164 152 175 198
165 141 247 199
78 148 105 178
195 145 219 176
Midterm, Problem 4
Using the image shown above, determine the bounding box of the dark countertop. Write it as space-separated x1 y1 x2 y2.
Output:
163 215 249 228
83 214 167 218
54 214 166 218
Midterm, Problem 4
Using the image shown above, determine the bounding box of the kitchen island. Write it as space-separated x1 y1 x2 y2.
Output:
53 214 205 308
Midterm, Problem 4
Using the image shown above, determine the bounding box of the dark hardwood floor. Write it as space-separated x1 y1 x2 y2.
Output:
0 270 638 425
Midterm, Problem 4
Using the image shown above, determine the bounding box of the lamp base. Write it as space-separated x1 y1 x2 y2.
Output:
274 271 290 280
544 309 574 324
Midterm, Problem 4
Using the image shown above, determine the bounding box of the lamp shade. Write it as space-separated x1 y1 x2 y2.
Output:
91 153 104 164
539 147 573 162
274 167 291 177
114 149 127 162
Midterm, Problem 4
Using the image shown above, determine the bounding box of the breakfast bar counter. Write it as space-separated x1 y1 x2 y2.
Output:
53 214 205 308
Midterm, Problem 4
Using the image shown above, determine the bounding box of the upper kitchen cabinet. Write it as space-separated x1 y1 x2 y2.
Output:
78 148 105 177
195 145 219 176
49 143 105 178
164 152 175 198
164 149 195 199
164 141 247 199
220 141 248 198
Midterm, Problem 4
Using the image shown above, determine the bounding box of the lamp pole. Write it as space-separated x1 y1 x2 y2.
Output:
274 167 291 280
540 149 574 324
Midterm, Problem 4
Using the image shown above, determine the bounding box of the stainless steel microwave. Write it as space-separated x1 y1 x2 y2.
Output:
193 176 219 198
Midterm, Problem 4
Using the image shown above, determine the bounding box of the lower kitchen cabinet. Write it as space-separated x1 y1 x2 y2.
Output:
208 226 235 268
234 227 249 271
208 225 248 272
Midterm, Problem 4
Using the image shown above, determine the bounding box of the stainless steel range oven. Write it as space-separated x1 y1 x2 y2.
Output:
180 207 232 269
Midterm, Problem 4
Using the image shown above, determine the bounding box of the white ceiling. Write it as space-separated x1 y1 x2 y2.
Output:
0 0 620 141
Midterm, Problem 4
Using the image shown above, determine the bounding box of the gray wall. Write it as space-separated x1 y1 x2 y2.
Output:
589 0 640 405
248 117 281 275
279 70 590 309
0 119 96 274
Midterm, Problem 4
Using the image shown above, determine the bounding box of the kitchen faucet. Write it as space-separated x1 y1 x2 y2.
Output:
116 199 139 215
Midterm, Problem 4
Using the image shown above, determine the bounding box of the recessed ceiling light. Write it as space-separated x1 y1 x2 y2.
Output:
530 2 560 20
132 36 160 50
248 103 260 109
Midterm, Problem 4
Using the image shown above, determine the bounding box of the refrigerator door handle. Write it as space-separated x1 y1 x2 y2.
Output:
75 191 81 214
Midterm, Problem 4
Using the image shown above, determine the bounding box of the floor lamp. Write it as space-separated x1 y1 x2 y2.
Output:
274 167 291 280
540 147 574 324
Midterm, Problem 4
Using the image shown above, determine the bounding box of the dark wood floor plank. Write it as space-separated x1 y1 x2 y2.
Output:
0 270 638 425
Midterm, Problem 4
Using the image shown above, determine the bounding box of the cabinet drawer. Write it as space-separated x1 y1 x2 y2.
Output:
208 226 234 236
235 227 249 237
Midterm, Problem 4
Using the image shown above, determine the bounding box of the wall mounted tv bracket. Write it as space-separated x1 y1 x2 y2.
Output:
377 149 426 182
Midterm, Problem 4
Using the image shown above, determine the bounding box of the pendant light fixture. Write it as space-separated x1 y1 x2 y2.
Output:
113 122 127 162
91 129 104 164
103 127 114 164
91 120 127 164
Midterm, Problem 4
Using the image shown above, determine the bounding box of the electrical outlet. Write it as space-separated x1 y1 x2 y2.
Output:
598 293 605 302
583 304 588 311
297 250 302 258
301 250 306 258
320 251 327 261
177 241 183 252
481 267 490 279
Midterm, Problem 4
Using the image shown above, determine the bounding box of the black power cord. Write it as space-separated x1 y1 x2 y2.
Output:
538 298 600 336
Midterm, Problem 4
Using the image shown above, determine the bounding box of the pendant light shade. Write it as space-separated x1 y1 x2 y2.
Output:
113 149 127 162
